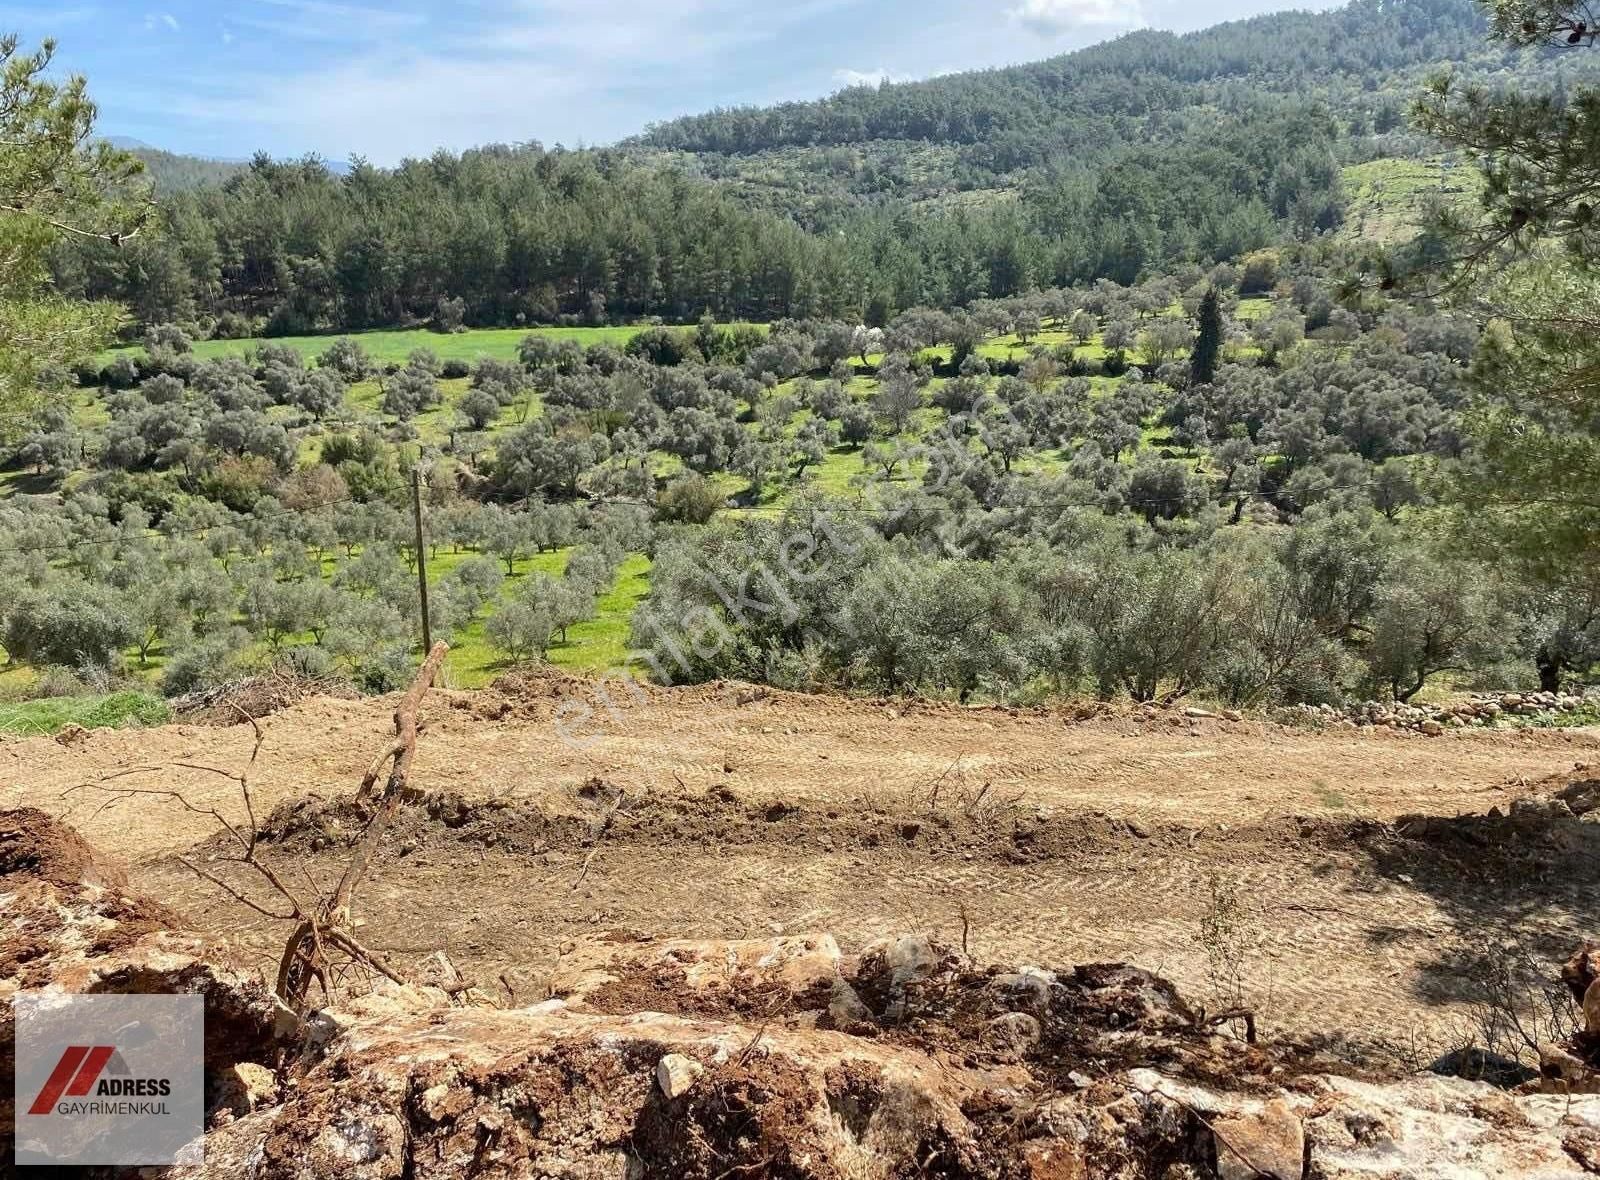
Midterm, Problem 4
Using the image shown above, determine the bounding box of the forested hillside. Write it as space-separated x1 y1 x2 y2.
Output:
50 0 1600 341
126 148 246 194
9 0 1600 721
636 0 1490 181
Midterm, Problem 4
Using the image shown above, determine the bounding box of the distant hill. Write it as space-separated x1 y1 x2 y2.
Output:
57 0 1600 333
99 139 352 193
127 147 247 193
630 0 1596 223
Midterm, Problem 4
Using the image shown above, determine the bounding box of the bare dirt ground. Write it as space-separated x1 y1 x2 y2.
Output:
5 671 1599 1066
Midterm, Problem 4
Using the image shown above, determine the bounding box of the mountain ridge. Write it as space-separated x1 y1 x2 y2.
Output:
52 0 1600 332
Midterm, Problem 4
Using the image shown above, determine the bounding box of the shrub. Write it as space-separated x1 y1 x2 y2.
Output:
27 665 92 699
1238 250 1281 295
212 311 256 339
101 355 140 389
0 691 169 737
160 632 250 695
459 388 500 430
625 325 691 367
433 296 467 333
654 474 724 524
486 600 553 663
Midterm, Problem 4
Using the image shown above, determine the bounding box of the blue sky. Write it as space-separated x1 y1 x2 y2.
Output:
14 0 1341 164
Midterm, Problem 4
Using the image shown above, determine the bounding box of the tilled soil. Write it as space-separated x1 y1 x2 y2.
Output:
5 671 1598 1062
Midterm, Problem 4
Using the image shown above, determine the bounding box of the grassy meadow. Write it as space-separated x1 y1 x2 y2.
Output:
99 323 766 368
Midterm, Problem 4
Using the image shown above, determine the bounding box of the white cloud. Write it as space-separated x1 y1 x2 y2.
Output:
151 0 868 159
832 66 902 88
472 0 858 71
221 29 235 44
234 0 426 42
1008 0 1144 35
143 11 179 31
148 51 591 162
112 0 877 160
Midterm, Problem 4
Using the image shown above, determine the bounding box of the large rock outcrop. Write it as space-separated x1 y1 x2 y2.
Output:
0 808 297 1164
5 808 1600 1178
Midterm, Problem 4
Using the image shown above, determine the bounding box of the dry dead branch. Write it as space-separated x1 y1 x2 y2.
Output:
279 641 449 1011
63 641 452 1018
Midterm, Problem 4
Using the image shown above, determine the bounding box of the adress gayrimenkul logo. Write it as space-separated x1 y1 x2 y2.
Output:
13 994 202 1166
26 1044 173 1116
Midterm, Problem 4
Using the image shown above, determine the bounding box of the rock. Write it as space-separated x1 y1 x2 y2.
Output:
0 809 305 1169
1563 944 1600 1004
824 978 875 1031
1512 795 1574 822
655 1053 703 1100
1419 720 1444 736
1222 709 1243 722
1213 1097 1303 1180
1305 1074 1598 1179
883 932 935 974
862 933 946 1023
53 723 89 747
13 810 1600 1180
990 968 1056 1015
1072 962 1196 1029
985 1011 1042 1055
550 933 845 1009
213 1062 279 1119
1557 779 1600 817
1183 706 1215 719
1566 1129 1600 1172
1538 1042 1599 1091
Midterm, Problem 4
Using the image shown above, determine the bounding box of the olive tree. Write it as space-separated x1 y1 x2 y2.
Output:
486 600 553 663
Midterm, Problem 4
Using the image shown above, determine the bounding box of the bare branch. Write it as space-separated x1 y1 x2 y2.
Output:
325 641 449 930
64 648 451 1017
175 857 297 922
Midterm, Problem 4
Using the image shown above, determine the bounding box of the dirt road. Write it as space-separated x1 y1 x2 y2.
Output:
5 672 1597 1062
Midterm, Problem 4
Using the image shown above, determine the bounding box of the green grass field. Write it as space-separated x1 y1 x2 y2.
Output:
100 323 766 368
427 547 650 687
1338 156 1478 247
12 305 1254 707
0 538 650 701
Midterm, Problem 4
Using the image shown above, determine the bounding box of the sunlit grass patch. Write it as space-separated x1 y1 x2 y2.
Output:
0 691 170 736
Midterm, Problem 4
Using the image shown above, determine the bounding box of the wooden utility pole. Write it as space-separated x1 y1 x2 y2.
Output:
411 466 432 653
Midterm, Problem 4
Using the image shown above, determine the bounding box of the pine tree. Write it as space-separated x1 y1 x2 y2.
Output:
1189 286 1222 386
0 36 149 439
1421 0 1600 608
1412 0 1600 265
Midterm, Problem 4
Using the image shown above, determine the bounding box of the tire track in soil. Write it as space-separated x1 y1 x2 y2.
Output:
131 775 1600 1063
5 673 1598 1063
